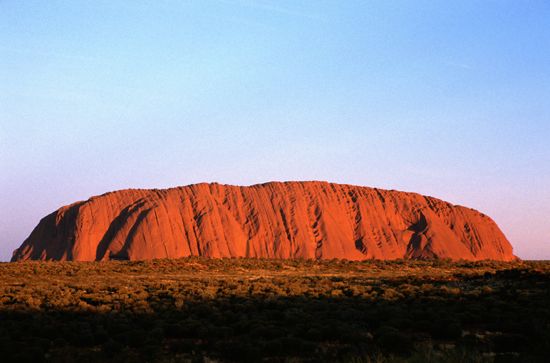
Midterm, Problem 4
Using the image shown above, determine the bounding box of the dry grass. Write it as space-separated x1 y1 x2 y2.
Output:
0 258 549 362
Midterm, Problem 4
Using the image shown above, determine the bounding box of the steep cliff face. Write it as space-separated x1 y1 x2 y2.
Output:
12 181 516 261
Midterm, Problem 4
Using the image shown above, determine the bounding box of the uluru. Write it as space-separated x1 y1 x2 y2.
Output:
11 181 515 262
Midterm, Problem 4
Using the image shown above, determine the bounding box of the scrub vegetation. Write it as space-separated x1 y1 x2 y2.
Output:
0 258 549 362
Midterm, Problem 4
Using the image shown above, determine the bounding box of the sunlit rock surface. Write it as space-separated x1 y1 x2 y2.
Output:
12 181 516 261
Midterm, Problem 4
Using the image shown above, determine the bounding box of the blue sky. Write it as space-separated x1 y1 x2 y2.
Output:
1 0 549 260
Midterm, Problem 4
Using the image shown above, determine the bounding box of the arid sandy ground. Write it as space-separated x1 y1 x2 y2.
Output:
1 258 549 362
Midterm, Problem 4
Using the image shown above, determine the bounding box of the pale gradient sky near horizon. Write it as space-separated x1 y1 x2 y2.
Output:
1 0 549 261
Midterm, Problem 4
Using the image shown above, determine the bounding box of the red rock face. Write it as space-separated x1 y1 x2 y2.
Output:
11 182 516 261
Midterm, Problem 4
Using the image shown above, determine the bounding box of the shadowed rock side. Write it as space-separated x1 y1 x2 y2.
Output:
12 182 516 261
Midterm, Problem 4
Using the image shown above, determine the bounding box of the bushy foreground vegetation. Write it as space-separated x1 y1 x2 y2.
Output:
0 258 549 362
